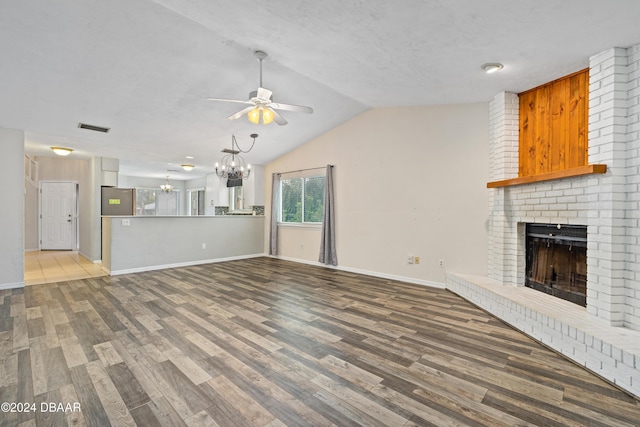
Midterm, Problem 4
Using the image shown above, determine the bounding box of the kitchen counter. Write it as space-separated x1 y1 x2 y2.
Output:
101 215 265 275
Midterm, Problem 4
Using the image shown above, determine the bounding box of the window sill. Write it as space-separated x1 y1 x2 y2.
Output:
278 222 322 230
486 164 607 188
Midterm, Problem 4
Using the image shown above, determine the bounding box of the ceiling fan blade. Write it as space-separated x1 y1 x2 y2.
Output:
227 105 257 120
271 109 288 126
256 87 273 101
206 97 253 105
269 102 313 114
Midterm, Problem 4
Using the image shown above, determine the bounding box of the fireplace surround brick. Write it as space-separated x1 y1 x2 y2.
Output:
447 43 640 398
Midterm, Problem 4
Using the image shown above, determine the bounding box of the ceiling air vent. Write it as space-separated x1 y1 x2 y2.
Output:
78 122 110 133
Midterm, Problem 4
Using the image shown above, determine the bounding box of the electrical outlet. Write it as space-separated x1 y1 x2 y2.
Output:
408 255 414 264
121 219 130 227
439 259 445 268
414 256 420 264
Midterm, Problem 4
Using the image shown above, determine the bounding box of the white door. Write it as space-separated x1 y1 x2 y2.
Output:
40 181 77 250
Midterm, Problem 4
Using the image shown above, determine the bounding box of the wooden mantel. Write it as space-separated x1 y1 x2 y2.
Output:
486 164 607 188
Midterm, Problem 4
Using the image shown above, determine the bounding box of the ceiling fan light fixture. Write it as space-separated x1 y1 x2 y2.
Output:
247 107 261 124
247 106 275 125
262 107 275 125
51 146 73 156
481 63 504 73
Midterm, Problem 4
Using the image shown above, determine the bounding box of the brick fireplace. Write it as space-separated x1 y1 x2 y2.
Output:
447 44 640 398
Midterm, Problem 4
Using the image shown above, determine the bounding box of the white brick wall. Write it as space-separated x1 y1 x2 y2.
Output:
625 45 640 329
483 45 640 331
448 43 640 399
447 273 640 398
487 92 519 285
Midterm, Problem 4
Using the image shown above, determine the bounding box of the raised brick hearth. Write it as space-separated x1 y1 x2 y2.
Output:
447 44 640 398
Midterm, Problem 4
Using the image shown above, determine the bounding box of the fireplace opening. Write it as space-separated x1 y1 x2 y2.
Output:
525 223 587 307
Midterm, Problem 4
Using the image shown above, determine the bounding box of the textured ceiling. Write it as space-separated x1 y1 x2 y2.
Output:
2 0 639 179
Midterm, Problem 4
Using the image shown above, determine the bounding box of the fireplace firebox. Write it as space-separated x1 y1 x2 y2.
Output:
525 223 587 306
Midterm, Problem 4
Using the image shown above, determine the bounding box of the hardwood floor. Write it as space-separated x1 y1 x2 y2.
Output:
1 257 639 426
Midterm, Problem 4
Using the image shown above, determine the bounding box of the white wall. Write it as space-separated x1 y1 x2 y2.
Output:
79 157 100 261
37 156 86 180
24 180 38 251
265 104 489 286
0 128 24 289
102 216 264 274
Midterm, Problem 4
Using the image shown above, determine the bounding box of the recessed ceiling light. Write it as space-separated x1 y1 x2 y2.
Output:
51 146 73 156
481 63 504 73
185 156 194 159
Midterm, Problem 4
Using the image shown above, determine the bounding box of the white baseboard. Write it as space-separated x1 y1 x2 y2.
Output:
78 250 101 264
108 253 267 276
0 281 25 290
271 255 446 289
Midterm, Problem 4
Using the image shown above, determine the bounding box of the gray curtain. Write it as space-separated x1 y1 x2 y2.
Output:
319 165 337 265
269 173 281 256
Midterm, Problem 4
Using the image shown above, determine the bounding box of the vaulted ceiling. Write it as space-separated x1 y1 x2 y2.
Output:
2 0 639 178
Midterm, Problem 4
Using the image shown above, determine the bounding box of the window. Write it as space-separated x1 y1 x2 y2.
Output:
135 188 179 216
188 189 205 215
229 186 244 211
280 175 325 224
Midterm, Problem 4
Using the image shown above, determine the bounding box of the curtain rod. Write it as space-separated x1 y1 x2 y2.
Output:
278 164 333 175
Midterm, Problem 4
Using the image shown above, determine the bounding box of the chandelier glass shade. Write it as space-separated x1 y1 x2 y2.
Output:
215 134 257 180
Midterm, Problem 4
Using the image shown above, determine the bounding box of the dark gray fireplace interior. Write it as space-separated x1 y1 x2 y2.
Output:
525 223 587 306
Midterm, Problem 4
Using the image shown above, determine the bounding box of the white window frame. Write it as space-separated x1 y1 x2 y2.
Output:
278 174 325 227
188 187 205 216
135 187 180 216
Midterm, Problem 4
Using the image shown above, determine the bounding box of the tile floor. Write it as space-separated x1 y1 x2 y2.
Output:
24 250 106 285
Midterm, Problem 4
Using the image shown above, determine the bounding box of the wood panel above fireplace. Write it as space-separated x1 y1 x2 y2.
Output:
519 69 589 177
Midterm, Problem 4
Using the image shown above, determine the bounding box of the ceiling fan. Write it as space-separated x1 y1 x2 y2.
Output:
207 51 313 126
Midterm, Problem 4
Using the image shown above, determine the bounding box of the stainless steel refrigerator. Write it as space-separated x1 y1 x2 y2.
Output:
101 187 135 215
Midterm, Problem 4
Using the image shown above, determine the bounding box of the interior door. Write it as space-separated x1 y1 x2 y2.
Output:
40 181 77 250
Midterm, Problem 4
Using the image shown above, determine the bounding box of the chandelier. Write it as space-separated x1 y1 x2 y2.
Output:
215 134 258 180
160 175 173 193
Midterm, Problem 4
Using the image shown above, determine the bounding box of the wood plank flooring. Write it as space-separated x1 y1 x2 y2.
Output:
1 257 639 426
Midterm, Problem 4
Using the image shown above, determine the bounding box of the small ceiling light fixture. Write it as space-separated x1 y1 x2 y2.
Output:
51 146 73 156
160 175 173 193
181 164 195 171
215 134 258 180
481 63 504 74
